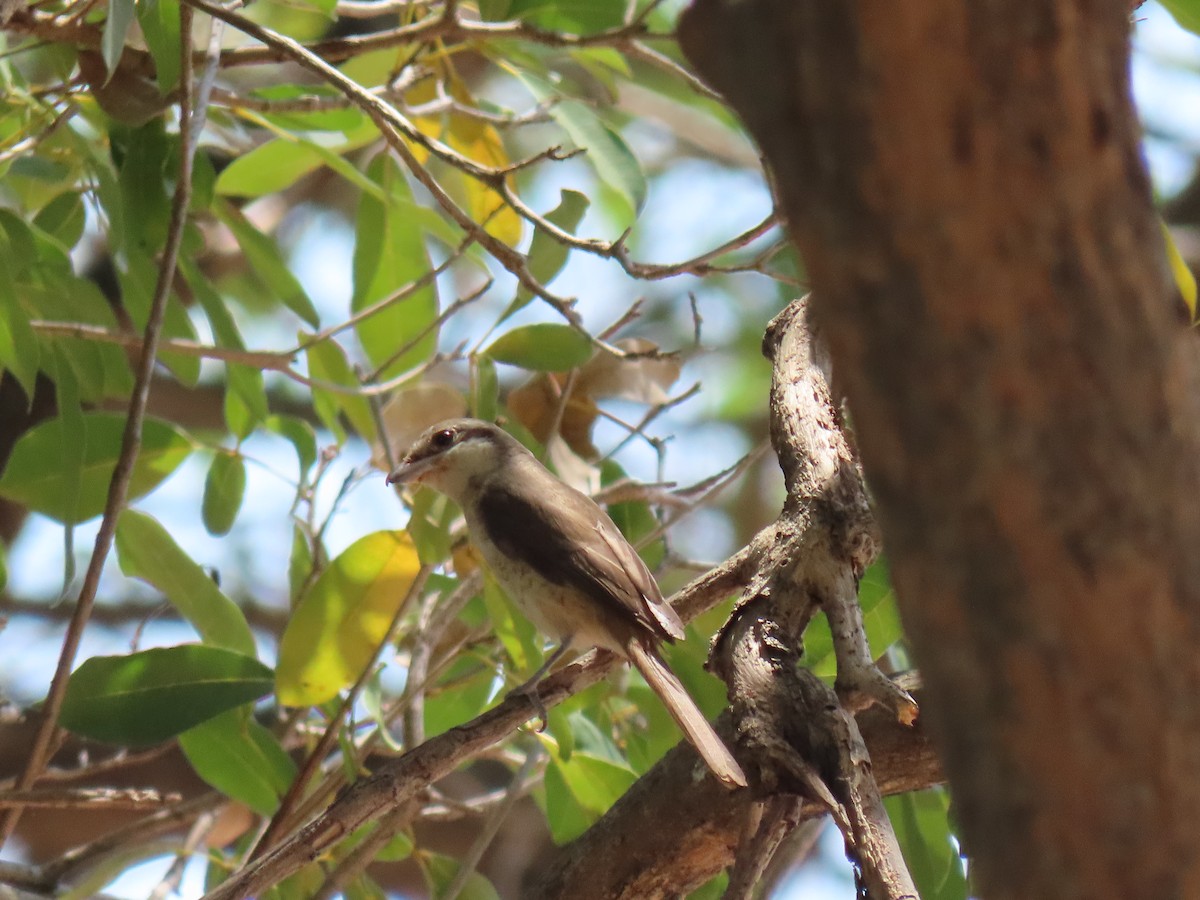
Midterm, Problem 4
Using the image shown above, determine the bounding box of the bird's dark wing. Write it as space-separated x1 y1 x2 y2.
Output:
476 480 684 641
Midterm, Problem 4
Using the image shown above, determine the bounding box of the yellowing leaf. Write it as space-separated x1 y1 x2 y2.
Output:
1163 221 1197 321
405 77 522 246
276 530 420 706
445 117 522 246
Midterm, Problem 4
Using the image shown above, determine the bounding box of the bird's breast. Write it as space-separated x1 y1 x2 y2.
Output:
466 514 629 655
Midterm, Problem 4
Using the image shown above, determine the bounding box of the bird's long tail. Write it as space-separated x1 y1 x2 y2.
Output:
625 636 747 789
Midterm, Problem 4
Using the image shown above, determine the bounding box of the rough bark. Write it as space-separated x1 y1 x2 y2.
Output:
681 3 1200 899
529 683 937 900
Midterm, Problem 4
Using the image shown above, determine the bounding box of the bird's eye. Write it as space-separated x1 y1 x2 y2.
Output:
431 429 455 450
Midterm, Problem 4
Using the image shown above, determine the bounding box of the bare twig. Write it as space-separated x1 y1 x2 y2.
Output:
31 321 294 369
290 236 476 355
0 786 184 810
724 796 804 900
312 800 419 900
41 793 226 889
148 805 220 900
334 0 423 18
442 743 544 900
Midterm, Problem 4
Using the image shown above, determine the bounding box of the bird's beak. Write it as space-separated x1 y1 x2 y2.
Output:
386 455 433 486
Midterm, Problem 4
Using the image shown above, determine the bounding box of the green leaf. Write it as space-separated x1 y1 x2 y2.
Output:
423 662 495 738
253 86 365 132
471 355 499 422
344 874 388 900
47 350 85 537
101 0 137 77
422 853 501 900
541 746 637 843
33 191 86 249
517 72 645 224
115 509 256 656
508 189 589 316
305 337 376 441
293 0 337 18
216 200 320 328
551 749 635 813
118 249 201 386
487 323 593 371
267 415 318 479
352 155 439 380
215 118 380 199
885 788 968 900
373 830 413 863
507 0 625 32
137 0 181 93
115 124 172 252
287 522 314 603
179 708 297 815
202 452 247 537
22 277 132 403
481 573 541 676
0 414 192 524
0 210 38 278
276 530 421 706
60 645 274 745
362 670 403 751
180 258 269 436
1160 0 1200 35
405 489 454 565
0 275 39 399
602 460 664 568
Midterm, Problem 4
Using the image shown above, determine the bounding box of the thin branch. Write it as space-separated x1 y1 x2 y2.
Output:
249 565 431 858
200 551 757 899
0 787 184 810
0 740 178 791
0 6 200 846
0 104 75 163
442 743 544 900
334 0 423 18
363 276 492 382
208 11 661 68
41 792 226 888
290 236 476 355
31 320 294 369
180 0 610 349
311 800 419 900
148 805 220 900
724 796 804 900
624 39 723 103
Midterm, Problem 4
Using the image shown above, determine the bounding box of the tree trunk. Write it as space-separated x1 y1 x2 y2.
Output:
681 2 1200 898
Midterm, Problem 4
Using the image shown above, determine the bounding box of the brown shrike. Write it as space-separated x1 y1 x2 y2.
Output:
387 418 746 788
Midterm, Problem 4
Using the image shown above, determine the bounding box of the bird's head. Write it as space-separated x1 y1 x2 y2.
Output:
386 418 519 502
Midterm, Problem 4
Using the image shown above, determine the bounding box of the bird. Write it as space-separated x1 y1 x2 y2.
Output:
387 418 747 789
